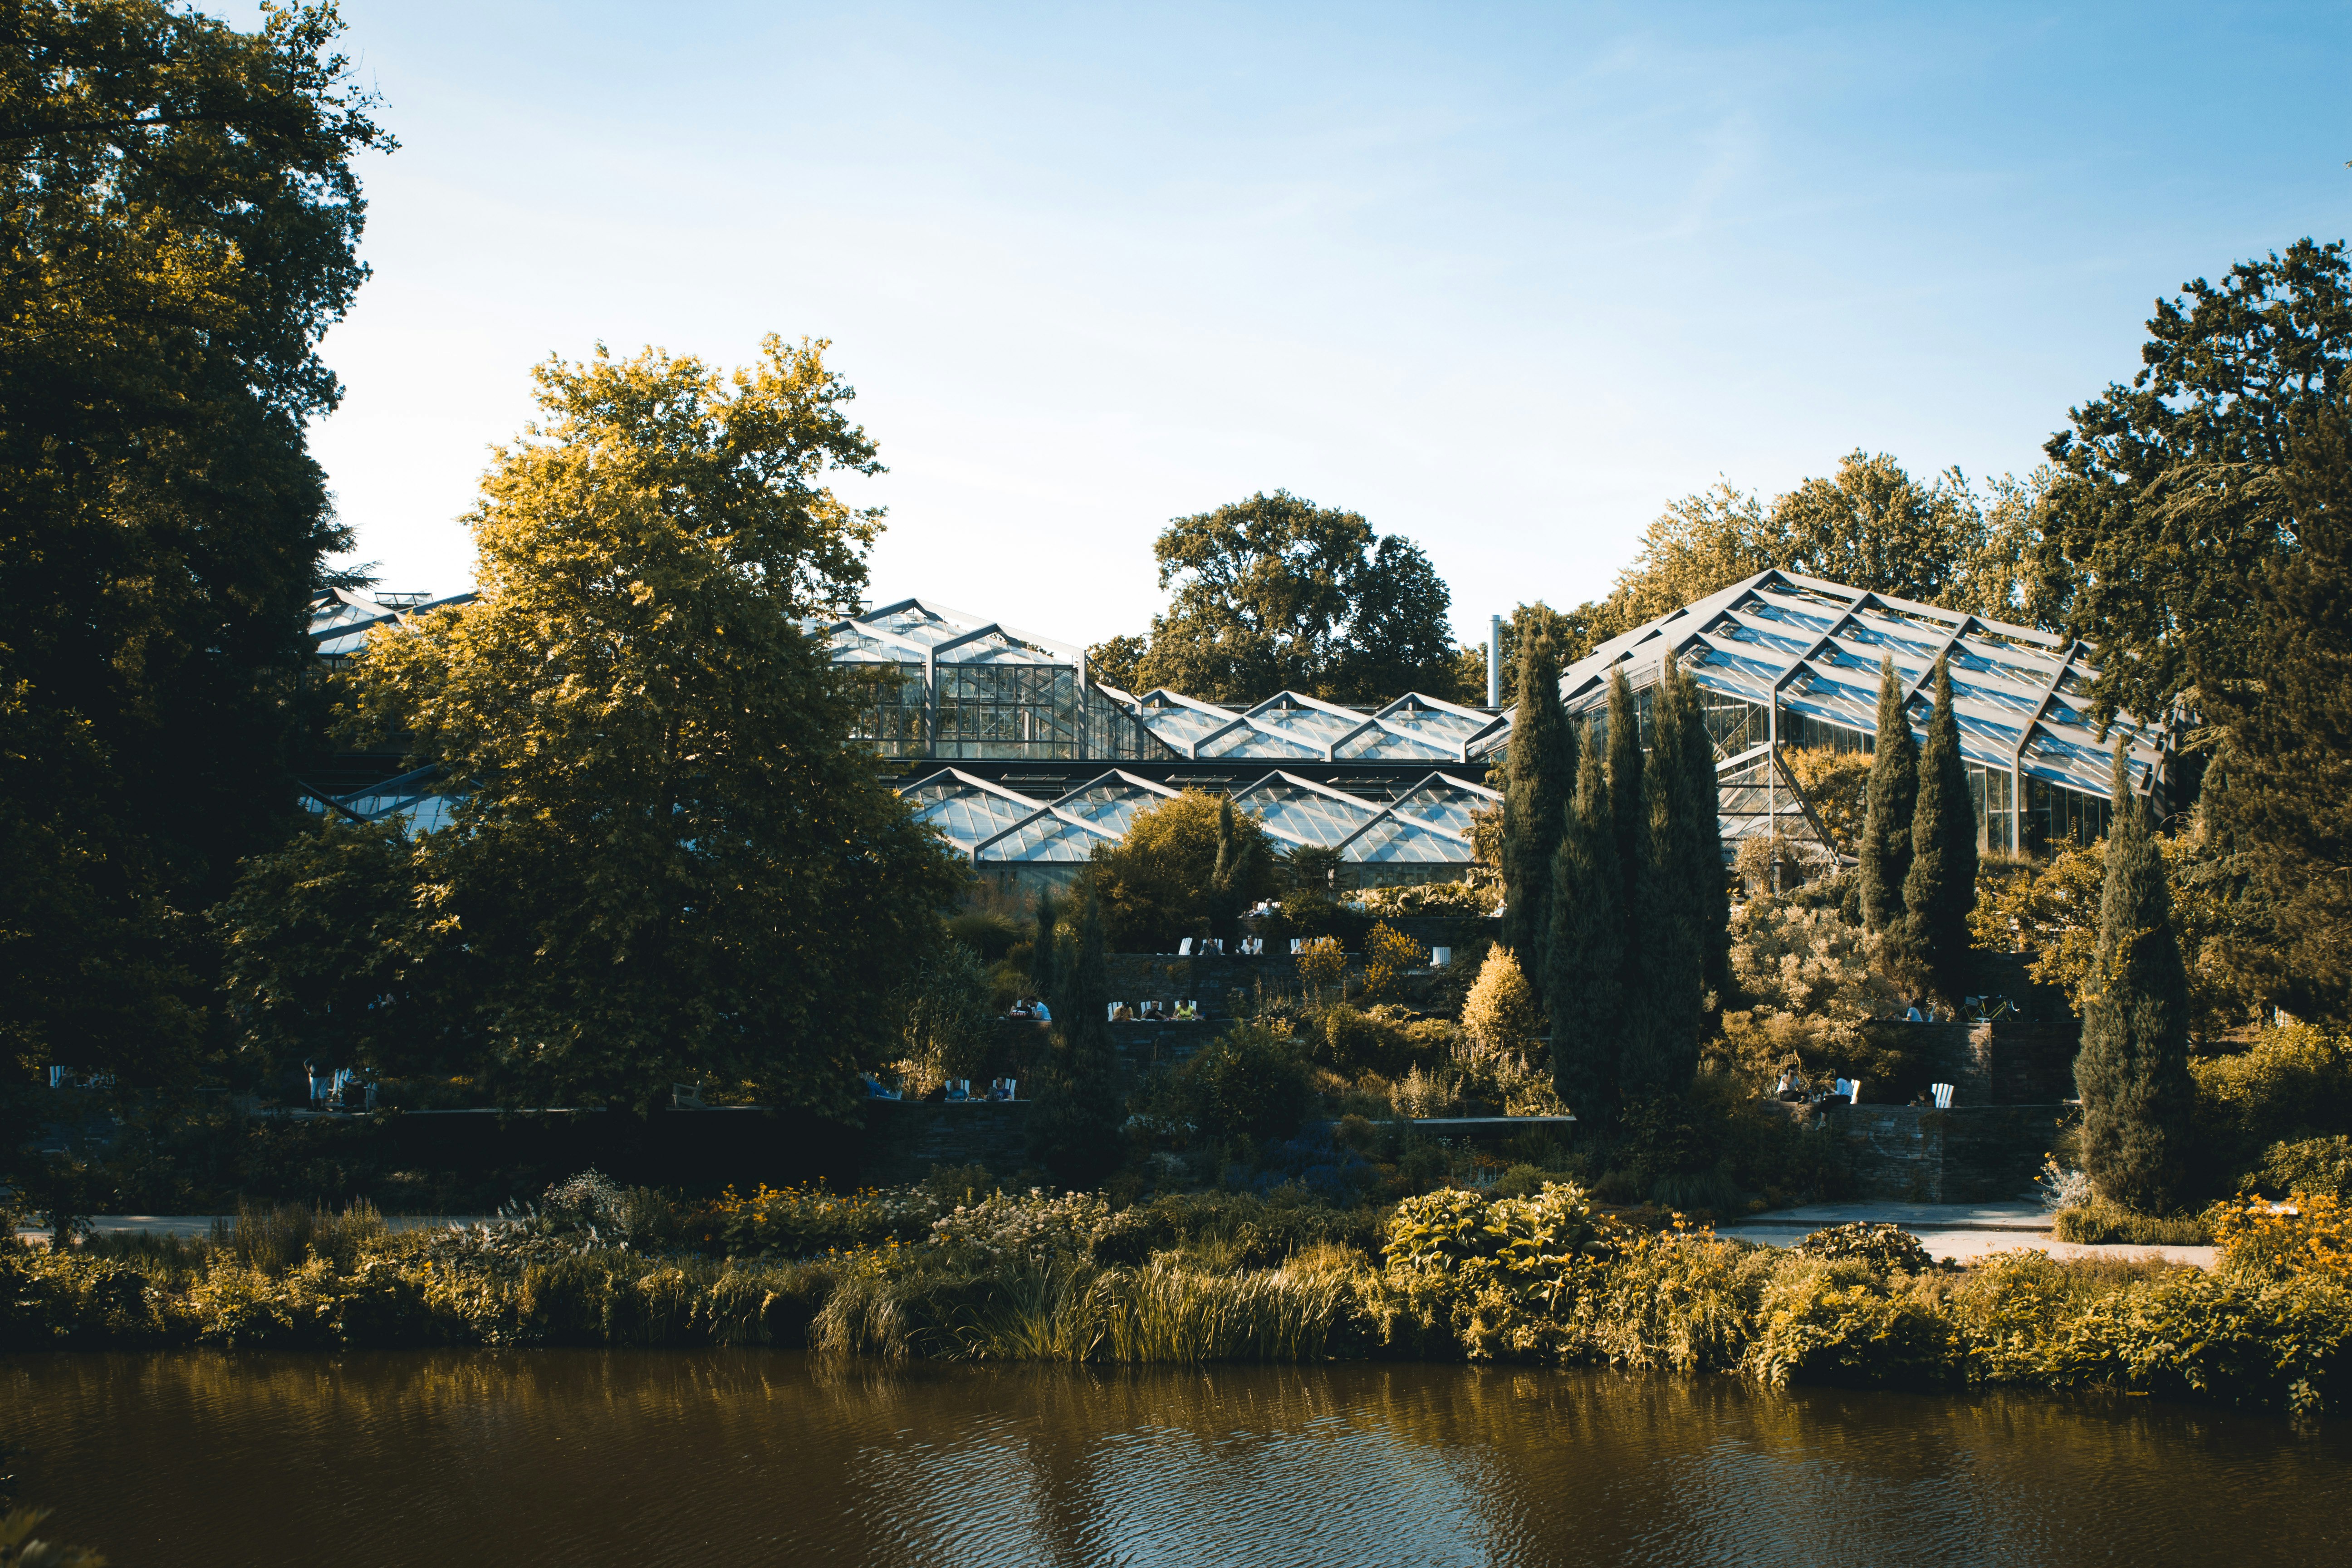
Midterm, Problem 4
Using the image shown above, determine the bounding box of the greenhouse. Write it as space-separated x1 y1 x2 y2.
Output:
298 577 2150 883
1555 568 2167 856
901 765 1501 893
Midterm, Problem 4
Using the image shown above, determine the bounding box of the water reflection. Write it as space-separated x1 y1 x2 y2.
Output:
4 1352 2346 1566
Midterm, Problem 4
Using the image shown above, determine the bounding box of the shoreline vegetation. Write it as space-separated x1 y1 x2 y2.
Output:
7 1175 2347 1422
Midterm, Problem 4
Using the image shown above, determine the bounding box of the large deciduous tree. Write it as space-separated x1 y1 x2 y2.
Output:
1091 490 1458 704
2199 398 2352 1024
2037 240 2352 727
2076 745 2196 1211
1499 634 1573 1002
348 339 959 1112
1088 789 1279 953
0 1 390 1081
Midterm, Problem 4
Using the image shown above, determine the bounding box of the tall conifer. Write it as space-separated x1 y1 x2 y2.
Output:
1547 733 1621 1124
1902 656 1979 1000
1031 890 1059 1003
1605 669 1645 900
1859 656 1919 932
1675 662 1731 1000
1029 884 1123 1186
1622 670 1699 1097
1499 634 1575 1003
2075 744 2195 1212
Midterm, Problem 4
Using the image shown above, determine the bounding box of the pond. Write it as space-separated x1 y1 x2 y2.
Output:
5 1352 2347 1566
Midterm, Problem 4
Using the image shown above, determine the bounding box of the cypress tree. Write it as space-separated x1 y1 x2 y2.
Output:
2075 743 2196 1212
1671 660 1731 1002
1028 883 1123 1186
1499 634 1575 1003
1858 656 1919 933
1622 669 1699 1097
1547 732 1621 1125
1605 668 1645 901
1902 656 1980 1001
1030 889 1059 1004
1207 795 1267 943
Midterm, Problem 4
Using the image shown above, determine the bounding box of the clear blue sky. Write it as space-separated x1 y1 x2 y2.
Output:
246 1 2351 648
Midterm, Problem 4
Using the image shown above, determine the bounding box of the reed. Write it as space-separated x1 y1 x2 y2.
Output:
211 1199 386 1274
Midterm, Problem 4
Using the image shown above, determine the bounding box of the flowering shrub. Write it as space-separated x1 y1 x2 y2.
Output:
2034 1158 2093 1213
2213 1192 2352 1284
929 1188 1115 1264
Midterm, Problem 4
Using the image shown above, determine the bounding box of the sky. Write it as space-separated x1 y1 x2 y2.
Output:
232 0 2351 649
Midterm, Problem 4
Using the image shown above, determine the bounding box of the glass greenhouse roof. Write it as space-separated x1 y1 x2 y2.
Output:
308 587 475 660
911 766 1498 870
900 769 1045 855
1228 773 1382 847
1128 686 1509 763
1386 773 1504 838
1556 568 2166 805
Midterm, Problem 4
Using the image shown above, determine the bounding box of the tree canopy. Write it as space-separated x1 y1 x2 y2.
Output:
2200 396 2352 1022
2037 240 2352 726
1086 490 1458 703
0 0 391 1081
347 339 958 1112
1088 789 1280 951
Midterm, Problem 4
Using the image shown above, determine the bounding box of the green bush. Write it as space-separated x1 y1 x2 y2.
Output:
946 909 1026 964
1744 1258 1957 1387
2050 1200 2213 1246
1319 1004 1453 1080
1172 1022 1314 1143
1348 881 1496 917
2256 1136 2352 1201
1794 1221 1938 1274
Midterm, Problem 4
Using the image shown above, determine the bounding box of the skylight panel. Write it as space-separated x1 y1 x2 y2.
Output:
1342 815 1472 864
1333 728 1455 761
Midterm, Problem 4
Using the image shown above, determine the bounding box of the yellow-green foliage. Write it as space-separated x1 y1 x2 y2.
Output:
1971 833 2259 1038
1350 881 1497 918
1715 893 1899 1085
2213 1192 2352 1284
1296 936 1348 995
1744 1258 1957 1387
1460 946 1538 1055
1089 789 1280 951
15 1184 2352 1417
1361 921 1426 1000
1782 747 1873 858
2194 1023 2352 1145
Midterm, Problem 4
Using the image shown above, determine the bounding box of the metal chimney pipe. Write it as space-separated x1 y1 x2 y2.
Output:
1487 614 1503 708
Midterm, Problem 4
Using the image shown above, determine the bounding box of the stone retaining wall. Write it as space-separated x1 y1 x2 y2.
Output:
1768 1102 2068 1203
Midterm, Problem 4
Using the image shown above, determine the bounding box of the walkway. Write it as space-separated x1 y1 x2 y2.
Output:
1716 1199 2217 1268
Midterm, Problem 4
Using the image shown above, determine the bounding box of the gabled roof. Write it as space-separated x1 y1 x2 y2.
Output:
308 588 475 659
1556 568 2166 802
1126 686 1509 763
1228 771 1384 847
819 597 1084 669
898 769 1045 854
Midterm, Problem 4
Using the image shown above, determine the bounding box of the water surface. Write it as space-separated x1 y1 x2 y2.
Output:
5 1352 2346 1566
